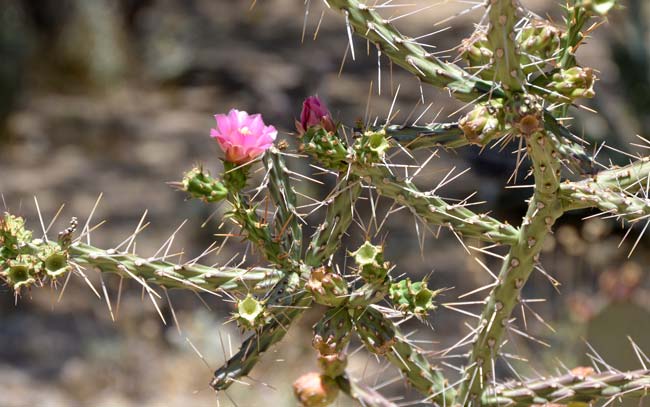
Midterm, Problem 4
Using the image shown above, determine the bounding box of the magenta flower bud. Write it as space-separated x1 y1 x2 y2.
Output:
298 96 336 134
210 109 277 164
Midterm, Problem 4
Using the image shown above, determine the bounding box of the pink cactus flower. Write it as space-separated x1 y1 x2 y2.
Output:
298 96 336 134
210 109 277 164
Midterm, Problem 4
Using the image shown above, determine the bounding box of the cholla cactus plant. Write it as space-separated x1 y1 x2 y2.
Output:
2 0 650 405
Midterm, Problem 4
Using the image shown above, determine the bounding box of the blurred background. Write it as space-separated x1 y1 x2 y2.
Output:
0 0 649 405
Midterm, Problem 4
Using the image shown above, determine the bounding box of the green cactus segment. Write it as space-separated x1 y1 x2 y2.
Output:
70 243 281 294
353 307 455 406
560 177 650 222
558 0 618 72
305 177 362 267
382 123 467 151
458 131 564 403
481 369 650 407
532 67 595 102
335 375 398 407
182 167 228 202
326 0 500 101
263 150 303 260
348 279 390 308
359 163 519 245
313 308 352 378
307 267 349 307
211 288 312 391
227 193 296 270
583 157 650 193
542 111 594 175
485 0 525 92
388 278 438 317
234 294 267 330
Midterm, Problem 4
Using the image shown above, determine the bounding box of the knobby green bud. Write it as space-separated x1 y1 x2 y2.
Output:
299 127 349 170
39 244 70 278
0 213 32 254
352 130 390 164
352 241 390 284
389 278 439 316
306 267 349 307
233 294 266 330
534 67 596 102
459 101 502 145
182 167 228 202
3 254 39 290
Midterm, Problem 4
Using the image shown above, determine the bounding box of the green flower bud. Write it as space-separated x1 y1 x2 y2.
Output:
389 278 439 316
3 254 40 290
306 267 349 307
459 102 501 145
41 247 70 279
353 130 390 164
352 241 390 283
300 127 349 170
0 213 32 254
182 167 228 202
533 67 595 102
233 294 266 330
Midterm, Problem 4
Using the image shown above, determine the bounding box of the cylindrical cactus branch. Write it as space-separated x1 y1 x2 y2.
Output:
358 161 519 245
559 178 650 221
69 243 282 295
485 0 525 92
481 368 650 407
263 149 303 260
353 306 455 406
300 127 520 245
586 157 650 193
326 0 499 101
382 123 467 151
458 127 565 403
0 212 281 294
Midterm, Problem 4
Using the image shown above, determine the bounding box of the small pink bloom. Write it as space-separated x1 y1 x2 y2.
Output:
299 96 335 134
210 109 277 164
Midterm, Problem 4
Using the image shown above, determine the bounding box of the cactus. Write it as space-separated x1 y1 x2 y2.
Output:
5 0 650 406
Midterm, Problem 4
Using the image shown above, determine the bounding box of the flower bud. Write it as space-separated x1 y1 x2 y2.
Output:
306 267 348 307
298 96 336 134
293 372 339 407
